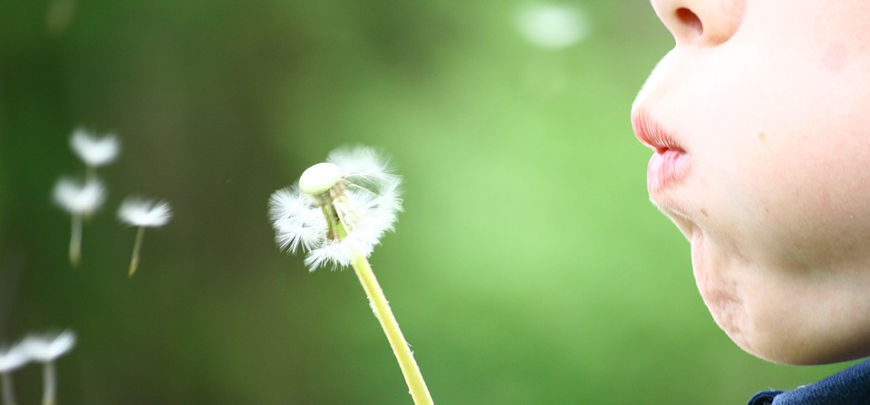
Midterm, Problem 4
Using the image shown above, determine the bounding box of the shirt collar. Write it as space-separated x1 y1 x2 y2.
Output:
747 359 870 405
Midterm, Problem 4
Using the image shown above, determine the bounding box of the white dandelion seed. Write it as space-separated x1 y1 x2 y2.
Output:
118 198 172 227
516 3 590 50
268 186 326 253
0 345 27 405
53 177 105 266
20 331 76 405
70 128 119 178
0 347 26 374
268 146 402 271
19 332 75 363
118 198 172 277
53 178 105 215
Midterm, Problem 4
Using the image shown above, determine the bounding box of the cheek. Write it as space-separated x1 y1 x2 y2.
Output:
729 114 870 270
695 35 870 270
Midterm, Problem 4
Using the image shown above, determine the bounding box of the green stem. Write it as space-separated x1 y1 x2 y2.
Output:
69 215 82 267
128 227 145 277
41 362 55 405
2 372 17 405
350 254 434 405
329 200 434 405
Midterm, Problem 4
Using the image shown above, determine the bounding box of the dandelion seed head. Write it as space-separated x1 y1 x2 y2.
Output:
269 146 402 270
299 162 343 196
20 330 76 363
53 177 105 214
0 346 27 372
70 127 120 167
118 198 172 227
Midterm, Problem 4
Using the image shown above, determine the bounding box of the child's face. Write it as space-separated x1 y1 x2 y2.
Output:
632 0 870 365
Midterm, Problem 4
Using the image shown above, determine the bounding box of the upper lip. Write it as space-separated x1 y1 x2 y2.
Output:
631 110 685 154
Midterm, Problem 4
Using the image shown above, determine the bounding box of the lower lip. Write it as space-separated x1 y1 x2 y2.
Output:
647 149 690 193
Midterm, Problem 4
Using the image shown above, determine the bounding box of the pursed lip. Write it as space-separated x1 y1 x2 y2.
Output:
631 110 691 193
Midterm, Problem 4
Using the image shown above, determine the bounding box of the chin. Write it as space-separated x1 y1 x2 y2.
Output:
702 292 863 365
728 325 870 366
690 229 870 365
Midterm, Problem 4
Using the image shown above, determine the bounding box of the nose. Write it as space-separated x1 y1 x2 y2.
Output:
649 0 745 45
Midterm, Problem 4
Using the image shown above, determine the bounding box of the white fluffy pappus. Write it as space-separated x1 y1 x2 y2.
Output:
52 177 105 214
516 3 589 50
70 127 120 167
19 331 76 363
0 346 27 373
118 198 173 227
269 146 403 271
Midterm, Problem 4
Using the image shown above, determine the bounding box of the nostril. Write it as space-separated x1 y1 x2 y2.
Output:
675 7 703 36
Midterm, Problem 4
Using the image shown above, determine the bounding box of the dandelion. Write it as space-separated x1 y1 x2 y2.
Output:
20 331 76 405
118 198 172 277
0 346 27 405
270 147 402 270
53 178 105 266
269 146 433 405
69 128 119 180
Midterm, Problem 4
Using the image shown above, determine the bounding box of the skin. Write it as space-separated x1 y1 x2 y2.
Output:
632 0 870 365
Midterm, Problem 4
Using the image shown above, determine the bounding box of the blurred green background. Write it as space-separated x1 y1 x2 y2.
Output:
0 1 852 404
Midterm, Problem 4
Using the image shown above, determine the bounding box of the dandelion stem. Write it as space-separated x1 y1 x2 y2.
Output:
69 214 82 267
84 166 96 220
350 254 434 405
331 202 433 405
128 227 145 277
41 362 56 405
1 372 17 405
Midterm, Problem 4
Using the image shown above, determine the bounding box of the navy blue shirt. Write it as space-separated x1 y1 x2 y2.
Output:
747 359 870 404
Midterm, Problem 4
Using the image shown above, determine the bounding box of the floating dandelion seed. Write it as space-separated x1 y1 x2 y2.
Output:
69 128 119 180
53 177 105 266
0 346 27 405
269 146 432 405
0 346 26 373
20 331 75 405
516 3 589 49
19 332 75 363
118 198 172 277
